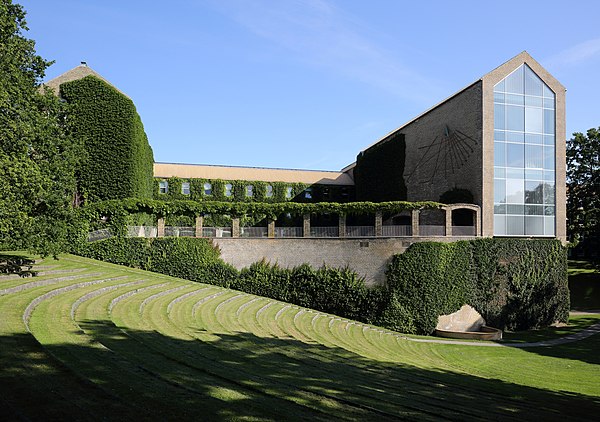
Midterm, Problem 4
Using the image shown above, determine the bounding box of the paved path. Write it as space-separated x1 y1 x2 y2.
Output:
394 320 600 348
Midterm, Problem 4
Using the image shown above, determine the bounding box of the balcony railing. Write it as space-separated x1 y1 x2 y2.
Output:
164 226 195 237
346 226 375 237
381 225 412 237
419 225 446 236
275 227 303 238
310 226 339 237
240 227 268 238
452 226 476 236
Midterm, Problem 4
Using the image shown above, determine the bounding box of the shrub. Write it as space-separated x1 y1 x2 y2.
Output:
385 238 569 334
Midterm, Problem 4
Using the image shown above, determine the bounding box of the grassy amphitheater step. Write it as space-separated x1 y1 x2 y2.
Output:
1 254 599 420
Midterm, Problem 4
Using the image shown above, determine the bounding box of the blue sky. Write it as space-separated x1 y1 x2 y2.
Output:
22 0 600 171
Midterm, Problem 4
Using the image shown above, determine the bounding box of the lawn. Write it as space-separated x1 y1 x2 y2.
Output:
1 254 599 421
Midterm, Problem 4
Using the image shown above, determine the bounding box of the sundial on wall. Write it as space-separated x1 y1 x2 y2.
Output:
405 125 478 184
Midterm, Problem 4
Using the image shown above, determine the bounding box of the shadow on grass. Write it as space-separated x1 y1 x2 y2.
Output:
1 321 599 421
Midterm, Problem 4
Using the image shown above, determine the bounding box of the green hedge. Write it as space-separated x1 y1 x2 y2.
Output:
153 176 354 203
75 237 237 285
386 238 569 334
60 76 154 202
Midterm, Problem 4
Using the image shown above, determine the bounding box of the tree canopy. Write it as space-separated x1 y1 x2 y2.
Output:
566 127 600 262
0 0 81 256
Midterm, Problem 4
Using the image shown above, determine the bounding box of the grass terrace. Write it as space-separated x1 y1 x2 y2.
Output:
1 254 599 420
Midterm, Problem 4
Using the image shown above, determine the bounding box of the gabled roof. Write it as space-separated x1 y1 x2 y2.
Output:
44 63 128 98
340 51 564 173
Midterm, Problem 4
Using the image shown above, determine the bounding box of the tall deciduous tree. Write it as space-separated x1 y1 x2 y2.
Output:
0 0 81 256
566 127 600 262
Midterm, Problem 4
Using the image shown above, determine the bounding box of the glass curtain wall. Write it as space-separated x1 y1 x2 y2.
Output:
493 65 555 236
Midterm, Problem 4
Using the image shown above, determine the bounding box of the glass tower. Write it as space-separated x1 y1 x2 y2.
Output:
493 65 555 236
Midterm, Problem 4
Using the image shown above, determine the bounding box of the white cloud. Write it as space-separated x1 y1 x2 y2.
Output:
206 0 442 104
545 38 600 68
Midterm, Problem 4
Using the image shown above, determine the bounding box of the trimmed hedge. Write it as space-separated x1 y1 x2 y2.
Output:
60 76 154 202
75 237 237 285
386 238 569 334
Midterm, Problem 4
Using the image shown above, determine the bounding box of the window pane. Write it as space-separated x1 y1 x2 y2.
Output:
266 185 273 197
543 182 555 204
181 183 190 195
506 179 524 204
494 215 506 236
494 79 506 92
525 216 544 235
543 84 555 99
544 146 555 170
544 170 555 182
494 130 505 141
525 205 544 215
507 105 524 131
506 167 524 179
525 96 543 107
494 204 506 214
507 216 524 235
494 105 505 130
544 109 555 134
524 66 543 96
525 133 543 144
505 66 524 94
525 145 543 169
544 216 555 236
507 204 524 215
204 183 212 195
506 131 524 142
525 107 543 133
494 142 505 166
543 98 555 109
494 92 505 103
544 206 555 216
506 94 524 105
544 135 554 146
507 143 524 167
525 169 543 180
494 167 506 178
525 181 543 204
495 179 506 203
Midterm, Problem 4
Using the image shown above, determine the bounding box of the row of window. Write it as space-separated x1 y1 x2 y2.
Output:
158 181 295 198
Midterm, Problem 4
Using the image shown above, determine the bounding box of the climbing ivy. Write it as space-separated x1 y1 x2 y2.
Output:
386 238 569 334
60 76 154 202
154 177 354 203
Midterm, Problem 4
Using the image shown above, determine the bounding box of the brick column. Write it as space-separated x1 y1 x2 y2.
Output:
303 214 311 238
267 219 275 238
338 213 346 238
445 207 452 237
195 215 203 238
375 210 382 237
157 217 165 238
411 210 419 237
232 218 240 238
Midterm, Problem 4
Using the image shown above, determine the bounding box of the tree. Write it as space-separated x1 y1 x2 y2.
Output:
0 0 81 256
566 127 600 263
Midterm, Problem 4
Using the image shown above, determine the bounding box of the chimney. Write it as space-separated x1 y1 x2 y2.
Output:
80 61 87 66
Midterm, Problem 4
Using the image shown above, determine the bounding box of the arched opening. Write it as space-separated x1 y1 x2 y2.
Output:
451 207 476 236
419 209 446 236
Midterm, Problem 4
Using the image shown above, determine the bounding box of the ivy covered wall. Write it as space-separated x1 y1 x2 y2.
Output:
60 76 154 202
353 132 407 202
153 177 355 204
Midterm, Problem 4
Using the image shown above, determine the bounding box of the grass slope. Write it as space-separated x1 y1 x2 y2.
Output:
0 254 599 421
